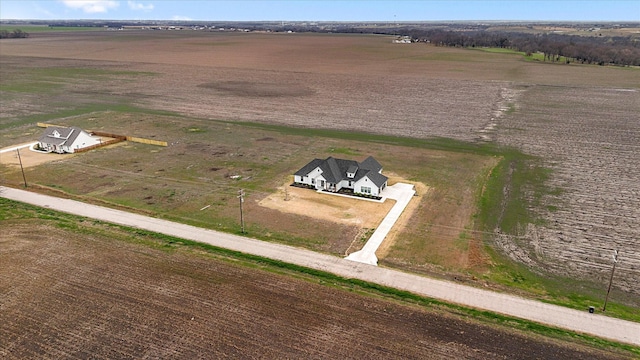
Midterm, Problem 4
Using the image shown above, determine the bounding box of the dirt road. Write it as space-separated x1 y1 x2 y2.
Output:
1 186 638 346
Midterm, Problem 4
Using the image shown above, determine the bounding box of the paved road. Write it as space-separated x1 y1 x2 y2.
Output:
2 186 639 346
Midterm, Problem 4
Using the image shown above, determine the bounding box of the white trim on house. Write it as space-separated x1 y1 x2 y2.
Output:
38 126 101 154
293 156 388 196
354 176 382 196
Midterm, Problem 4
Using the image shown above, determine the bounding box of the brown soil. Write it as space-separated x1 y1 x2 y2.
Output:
1 30 639 296
0 221 627 360
258 176 427 256
0 143 68 168
0 136 118 168
258 182 394 229
496 85 640 295
377 177 430 258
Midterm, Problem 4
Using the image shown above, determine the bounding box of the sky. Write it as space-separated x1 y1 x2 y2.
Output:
1 1 639 22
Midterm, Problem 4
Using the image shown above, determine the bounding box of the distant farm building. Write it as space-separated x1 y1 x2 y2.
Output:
393 36 412 44
294 156 388 196
38 126 101 154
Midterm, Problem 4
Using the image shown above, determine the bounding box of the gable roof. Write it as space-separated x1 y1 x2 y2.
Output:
360 156 383 172
363 170 388 188
294 158 324 176
295 156 388 187
38 126 86 147
321 157 359 184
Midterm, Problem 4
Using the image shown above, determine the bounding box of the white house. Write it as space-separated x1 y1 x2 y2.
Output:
294 156 388 196
38 126 101 154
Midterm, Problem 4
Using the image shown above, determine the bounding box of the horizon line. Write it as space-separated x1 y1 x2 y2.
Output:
2 19 639 23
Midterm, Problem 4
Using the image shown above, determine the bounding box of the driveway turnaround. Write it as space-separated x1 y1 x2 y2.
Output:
346 183 416 265
2 186 639 346
0 142 37 154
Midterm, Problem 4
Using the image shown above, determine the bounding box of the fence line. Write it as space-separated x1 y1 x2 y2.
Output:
91 131 126 140
73 137 126 153
37 124 167 147
126 136 168 147
37 122 65 128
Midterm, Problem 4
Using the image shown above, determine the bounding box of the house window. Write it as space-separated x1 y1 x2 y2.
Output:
361 186 371 194
348 181 353 187
311 178 315 184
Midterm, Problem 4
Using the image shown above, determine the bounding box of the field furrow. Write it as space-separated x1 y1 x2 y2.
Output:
2 223 623 359
498 85 640 293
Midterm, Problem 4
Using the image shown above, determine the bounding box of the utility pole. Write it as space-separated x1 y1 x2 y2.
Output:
16 148 27 188
238 189 245 234
602 249 619 312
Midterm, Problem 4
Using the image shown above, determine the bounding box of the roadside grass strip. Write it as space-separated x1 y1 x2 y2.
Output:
1 196 638 356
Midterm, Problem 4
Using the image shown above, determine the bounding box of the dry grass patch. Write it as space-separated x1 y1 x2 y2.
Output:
258 176 428 256
1 144 69 168
259 181 394 228
1 110 490 267
382 155 500 274
377 179 431 258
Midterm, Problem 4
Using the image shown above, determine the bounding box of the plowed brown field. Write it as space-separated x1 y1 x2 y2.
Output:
0 221 627 359
497 85 640 295
1 30 639 296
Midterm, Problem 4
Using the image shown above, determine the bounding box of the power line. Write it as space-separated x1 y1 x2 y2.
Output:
16 148 27 188
603 249 619 312
238 189 246 234
31 161 640 273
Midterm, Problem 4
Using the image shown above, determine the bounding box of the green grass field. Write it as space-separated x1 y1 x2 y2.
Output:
0 25 104 32
472 47 571 63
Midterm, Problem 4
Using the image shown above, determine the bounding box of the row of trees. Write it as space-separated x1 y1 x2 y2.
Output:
402 29 640 66
0 29 29 39
1 22 637 66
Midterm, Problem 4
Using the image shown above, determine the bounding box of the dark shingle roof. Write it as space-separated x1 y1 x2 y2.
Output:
352 168 388 188
296 156 387 187
352 168 369 182
321 157 359 183
323 157 342 183
294 158 324 176
365 171 388 188
360 156 383 172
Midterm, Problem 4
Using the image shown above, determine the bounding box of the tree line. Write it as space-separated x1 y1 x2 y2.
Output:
273 24 640 67
400 28 640 66
0 29 29 39
2 22 638 66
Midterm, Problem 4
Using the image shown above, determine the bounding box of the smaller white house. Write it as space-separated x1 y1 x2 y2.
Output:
294 156 388 196
38 126 101 154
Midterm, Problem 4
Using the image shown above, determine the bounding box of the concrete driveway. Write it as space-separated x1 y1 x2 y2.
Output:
0 142 37 154
346 182 415 265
